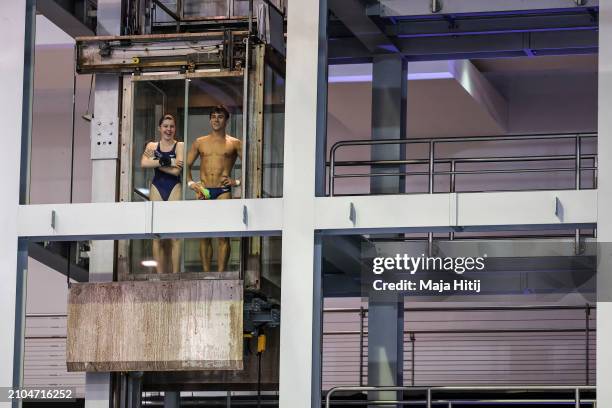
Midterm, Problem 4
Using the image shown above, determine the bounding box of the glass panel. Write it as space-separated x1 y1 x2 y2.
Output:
132 79 186 202
183 0 228 17
185 75 244 200
262 64 285 198
128 74 246 276
130 237 241 275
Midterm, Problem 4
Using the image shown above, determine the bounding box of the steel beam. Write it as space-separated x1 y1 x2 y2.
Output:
450 60 508 130
329 30 598 62
36 0 95 37
329 0 398 53
27 242 89 282
370 55 407 194
387 12 598 38
367 54 406 405
370 0 599 18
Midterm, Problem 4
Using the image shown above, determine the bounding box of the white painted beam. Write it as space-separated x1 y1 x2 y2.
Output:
17 191 596 239
315 194 452 231
152 198 283 237
18 202 151 239
17 199 283 239
457 190 597 226
315 190 596 232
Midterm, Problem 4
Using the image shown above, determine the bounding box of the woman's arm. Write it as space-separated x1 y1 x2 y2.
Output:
157 142 184 177
141 142 161 168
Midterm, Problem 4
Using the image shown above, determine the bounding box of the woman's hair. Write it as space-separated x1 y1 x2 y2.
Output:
158 113 176 126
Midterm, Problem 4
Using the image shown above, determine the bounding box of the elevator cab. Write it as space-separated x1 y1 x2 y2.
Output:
66 23 285 393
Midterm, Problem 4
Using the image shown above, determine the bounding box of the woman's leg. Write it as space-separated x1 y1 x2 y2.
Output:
167 183 183 273
149 184 165 273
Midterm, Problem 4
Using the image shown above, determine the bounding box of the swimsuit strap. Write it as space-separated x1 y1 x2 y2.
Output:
156 140 177 154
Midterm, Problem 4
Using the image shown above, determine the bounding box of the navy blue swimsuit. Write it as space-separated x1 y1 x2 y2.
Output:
152 142 180 201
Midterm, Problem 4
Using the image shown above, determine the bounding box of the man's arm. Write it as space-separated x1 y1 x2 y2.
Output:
222 138 243 188
236 138 243 161
186 138 200 184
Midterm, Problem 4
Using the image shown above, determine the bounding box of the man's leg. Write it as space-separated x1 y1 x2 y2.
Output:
171 239 181 273
200 239 213 272
216 191 232 272
218 238 230 272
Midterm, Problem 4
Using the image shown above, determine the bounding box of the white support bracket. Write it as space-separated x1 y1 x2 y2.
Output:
349 202 356 225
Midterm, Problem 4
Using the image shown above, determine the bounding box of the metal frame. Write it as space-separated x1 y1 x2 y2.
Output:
325 385 596 408
117 69 244 280
75 32 246 74
326 304 596 388
329 133 597 196
113 42 281 282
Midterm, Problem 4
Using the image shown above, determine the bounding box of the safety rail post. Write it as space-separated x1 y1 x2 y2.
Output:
450 159 456 193
324 386 595 408
575 387 580 408
410 332 416 386
576 134 582 190
586 303 591 385
359 306 365 386
330 144 337 197
429 141 435 193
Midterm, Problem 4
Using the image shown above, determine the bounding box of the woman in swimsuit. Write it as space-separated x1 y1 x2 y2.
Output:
140 114 184 273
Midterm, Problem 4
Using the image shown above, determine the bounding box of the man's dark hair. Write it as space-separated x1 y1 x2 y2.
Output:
210 105 230 120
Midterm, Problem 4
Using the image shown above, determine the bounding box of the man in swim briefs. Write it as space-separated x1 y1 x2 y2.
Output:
186 105 242 272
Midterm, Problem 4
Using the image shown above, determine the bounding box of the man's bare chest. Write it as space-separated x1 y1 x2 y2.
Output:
199 141 236 159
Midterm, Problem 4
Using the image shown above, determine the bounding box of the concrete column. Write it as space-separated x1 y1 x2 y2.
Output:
598 2 612 407
278 0 327 406
0 1 27 407
368 55 407 403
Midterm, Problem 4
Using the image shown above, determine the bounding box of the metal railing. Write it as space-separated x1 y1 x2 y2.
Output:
322 305 596 389
325 385 596 408
328 133 597 196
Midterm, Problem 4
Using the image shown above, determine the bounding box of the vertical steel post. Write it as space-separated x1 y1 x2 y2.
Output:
429 141 435 194
20 0 35 205
450 160 456 193
586 304 591 385
575 387 580 408
368 55 407 406
576 135 582 190
359 307 365 386
410 332 415 386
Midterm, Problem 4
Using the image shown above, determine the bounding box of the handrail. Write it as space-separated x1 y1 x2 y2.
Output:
328 133 597 196
322 304 596 390
325 385 596 408
323 304 596 313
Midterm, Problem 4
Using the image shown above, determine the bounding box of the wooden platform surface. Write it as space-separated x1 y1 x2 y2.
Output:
67 279 243 372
